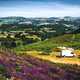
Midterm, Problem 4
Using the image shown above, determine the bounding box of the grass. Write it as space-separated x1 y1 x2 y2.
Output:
27 51 80 65
14 34 80 54
12 49 80 65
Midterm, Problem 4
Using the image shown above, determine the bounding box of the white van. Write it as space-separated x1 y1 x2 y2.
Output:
61 50 76 57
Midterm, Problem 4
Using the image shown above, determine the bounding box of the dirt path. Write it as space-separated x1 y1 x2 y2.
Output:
34 55 80 65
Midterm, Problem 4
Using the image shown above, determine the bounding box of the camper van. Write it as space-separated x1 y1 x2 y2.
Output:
58 47 76 57
61 49 76 57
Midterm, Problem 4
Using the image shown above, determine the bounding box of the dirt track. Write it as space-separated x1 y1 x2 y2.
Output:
34 55 80 65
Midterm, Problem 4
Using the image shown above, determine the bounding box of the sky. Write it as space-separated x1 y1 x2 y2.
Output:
0 0 80 17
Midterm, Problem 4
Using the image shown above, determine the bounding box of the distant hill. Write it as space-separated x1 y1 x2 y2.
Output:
0 16 80 36
0 16 27 24
0 16 80 25
73 28 80 34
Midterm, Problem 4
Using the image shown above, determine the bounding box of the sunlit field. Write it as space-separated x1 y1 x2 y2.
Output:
15 50 80 65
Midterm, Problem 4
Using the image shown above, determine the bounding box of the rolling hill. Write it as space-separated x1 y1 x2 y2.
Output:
15 34 80 53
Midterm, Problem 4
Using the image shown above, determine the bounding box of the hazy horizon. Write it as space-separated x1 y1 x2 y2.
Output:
0 0 80 17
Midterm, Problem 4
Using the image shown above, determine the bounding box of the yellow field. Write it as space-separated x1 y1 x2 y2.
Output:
36 55 80 65
25 50 80 65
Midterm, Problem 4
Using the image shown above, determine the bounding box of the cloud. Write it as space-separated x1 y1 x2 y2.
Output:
0 2 80 17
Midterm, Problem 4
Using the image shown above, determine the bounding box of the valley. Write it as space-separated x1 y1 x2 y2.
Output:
0 16 80 80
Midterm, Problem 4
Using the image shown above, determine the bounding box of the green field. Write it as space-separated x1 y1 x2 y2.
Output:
14 34 80 53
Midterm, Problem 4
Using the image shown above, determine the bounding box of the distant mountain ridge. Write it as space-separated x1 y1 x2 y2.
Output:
0 16 80 34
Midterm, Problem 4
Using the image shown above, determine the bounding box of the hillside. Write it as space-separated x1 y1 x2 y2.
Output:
0 51 80 80
15 34 80 53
